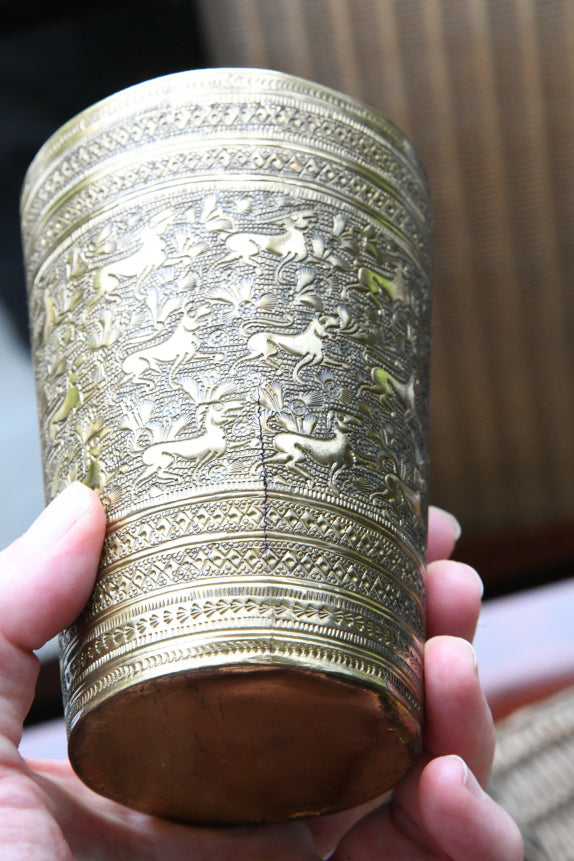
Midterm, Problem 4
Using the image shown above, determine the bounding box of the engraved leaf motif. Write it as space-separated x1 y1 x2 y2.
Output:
200 195 233 231
235 197 253 215
200 196 217 219
87 224 116 257
73 417 110 446
144 285 182 325
168 225 210 262
294 391 324 409
296 266 316 290
326 253 350 272
128 307 152 330
361 224 379 260
274 411 316 434
311 235 327 258
100 485 122 508
294 266 322 310
340 387 356 407
354 475 378 496
333 216 360 254
120 398 156 432
87 310 122 349
257 292 280 313
179 378 237 405
208 280 279 319
333 214 347 237
311 234 350 271
298 414 318 435
208 280 254 308
66 248 88 279
257 380 284 413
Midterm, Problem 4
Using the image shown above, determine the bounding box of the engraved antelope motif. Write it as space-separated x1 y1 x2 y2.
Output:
45 373 82 441
45 364 100 441
88 211 174 306
35 274 83 347
122 304 213 386
343 264 409 306
370 453 426 529
214 209 314 280
237 312 343 383
269 412 359 484
359 367 417 417
136 386 243 485
383 473 424 525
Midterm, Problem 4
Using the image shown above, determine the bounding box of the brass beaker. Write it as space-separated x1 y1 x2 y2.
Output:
22 69 432 824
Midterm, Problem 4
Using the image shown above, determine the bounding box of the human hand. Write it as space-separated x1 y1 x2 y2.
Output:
0 484 523 859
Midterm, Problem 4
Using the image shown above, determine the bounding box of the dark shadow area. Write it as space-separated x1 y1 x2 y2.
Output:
454 518 574 600
0 0 208 344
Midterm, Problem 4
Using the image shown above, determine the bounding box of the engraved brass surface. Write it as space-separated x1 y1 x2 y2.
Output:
22 68 432 823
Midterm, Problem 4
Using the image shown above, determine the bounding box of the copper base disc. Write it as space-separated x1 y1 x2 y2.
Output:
68 666 420 824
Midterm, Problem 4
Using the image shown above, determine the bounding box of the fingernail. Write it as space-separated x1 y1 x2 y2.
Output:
434 507 462 542
449 754 469 784
25 483 94 546
448 755 486 800
461 562 485 599
460 638 479 673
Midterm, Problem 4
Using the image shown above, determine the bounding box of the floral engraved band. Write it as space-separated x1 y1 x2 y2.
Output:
22 69 432 824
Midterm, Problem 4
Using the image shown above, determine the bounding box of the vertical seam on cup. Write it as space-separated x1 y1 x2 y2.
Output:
256 390 275 650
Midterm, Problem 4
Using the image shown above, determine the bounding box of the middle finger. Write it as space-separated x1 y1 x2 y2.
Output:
425 559 484 642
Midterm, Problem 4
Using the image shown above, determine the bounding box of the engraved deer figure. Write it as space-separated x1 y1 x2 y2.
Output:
214 209 314 281
383 473 424 526
136 383 243 485
269 411 359 484
237 312 343 384
359 367 417 418
371 453 426 530
88 211 174 306
342 263 409 306
121 303 213 387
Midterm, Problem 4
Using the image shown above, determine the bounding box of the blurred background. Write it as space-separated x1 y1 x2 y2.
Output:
3 0 574 775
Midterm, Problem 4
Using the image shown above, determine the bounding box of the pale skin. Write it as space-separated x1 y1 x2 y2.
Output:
0 483 523 860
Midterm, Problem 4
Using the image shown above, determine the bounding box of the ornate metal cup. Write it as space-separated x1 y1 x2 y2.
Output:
22 69 432 824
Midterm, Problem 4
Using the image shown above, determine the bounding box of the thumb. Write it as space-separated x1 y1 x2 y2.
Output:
419 755 524 861
0 483 105 748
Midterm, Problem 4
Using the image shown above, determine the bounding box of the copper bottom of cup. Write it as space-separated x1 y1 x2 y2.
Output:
68 665 420 824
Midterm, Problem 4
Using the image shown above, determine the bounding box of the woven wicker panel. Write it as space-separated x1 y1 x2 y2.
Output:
196 0 574 534
490 687 574 860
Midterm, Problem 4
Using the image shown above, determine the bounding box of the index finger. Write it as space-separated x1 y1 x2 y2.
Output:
427 506 462 563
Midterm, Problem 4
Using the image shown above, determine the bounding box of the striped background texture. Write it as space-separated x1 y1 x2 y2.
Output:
196 0 574 536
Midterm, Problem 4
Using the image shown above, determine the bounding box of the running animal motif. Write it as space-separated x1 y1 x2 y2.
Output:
214 209 314 280
359 367 417 417
237 313 343 383
269 412 358 484
342 264 409 306
136 393 243 485
383 473 424 526
88 211 174 306
121 304 213 386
